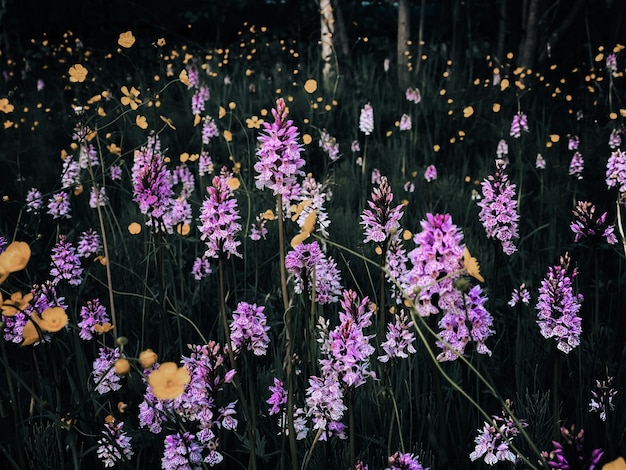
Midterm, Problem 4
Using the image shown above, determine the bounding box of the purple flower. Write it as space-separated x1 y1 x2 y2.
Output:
50 236 83 286
198 152 214 176
436 284 494 361
424 164 437 182
496 139 509 160
536 153 546 169
351 140 360 153
477 159 519 255
319 290 376 388
61 155 81 190
536 253 583 354
589 375 617 422
254 97 305 202
47 191 71 219
109 165 122 181
0 237 6 254
162 432 206 470
402 213 465 315
470 404 526 466
230 301 270 356
131 136 174 230
191 256 212 280
606 148 626 201
509 111 529 138
96 419 134 467
405 87 421 104
569 152 584 179
267 377 287 415
198 169 242 260
359 102 374 135
399 114 412 131
305 374 346 438
249 213 268 241
609 127 623 149
285 241 342 304
319 129 340 161
26 188 43 213
78 299 110 340
187 65 199 88
191 85 210 115
89 187 108 208
361 176 404 244
93 347 122 395
508 283 530 307
568 135 580 151
378 312 416 362
606 53 618 76
541 426 603 470
386 451 425 470
570 201 617 245
202 117 220 145
296 174 332 238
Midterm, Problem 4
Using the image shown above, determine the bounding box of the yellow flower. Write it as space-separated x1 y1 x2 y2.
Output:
603 457 626 470
160 115 176 130
179 69 190 87
0 98 14 113
20 308 67 347
0 241 31 284
94 322 114 334
157 38 166 47
1 291 33 317
245 116 264 129
128 222 142 235
118 31 136 49
463 106 474 118
148 362 191 400
120 86 141 110
304 79 318 94
136 115 148 129
68 64 88 83
107 143 121 155
114 358 131 375
139 349 158 368
39 307 69 333
463 247 485 283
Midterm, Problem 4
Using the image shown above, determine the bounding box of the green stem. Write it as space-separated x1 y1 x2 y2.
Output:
277 195 298 470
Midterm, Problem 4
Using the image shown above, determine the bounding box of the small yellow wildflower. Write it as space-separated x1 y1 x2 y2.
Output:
148 362 191 400
120 86 141 110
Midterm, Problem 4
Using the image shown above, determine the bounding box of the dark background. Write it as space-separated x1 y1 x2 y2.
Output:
1 0 625 72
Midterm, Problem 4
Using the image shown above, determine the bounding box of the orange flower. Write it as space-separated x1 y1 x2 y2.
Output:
94 321 114 334
135 115 148 129
603 457 626 470
139 349 158 368
0 98 15 113
463 247 485 283
39 307 68 333
21 315 43 346
1 291 33 317
117 31 136 49
68 64 88 83
114 358 131 375
120 86 141 110
245 116 264 129
148 362 190 400
0 241 31 284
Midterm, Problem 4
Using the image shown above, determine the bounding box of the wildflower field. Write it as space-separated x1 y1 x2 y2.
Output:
0 6 626 470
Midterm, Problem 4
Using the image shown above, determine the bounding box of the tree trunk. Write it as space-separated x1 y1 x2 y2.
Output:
415 0 426 75
536 0 586 66
331 0 349 60
496 0 507 63
397 0 411 88
518 0 540 69
320 0 337 92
